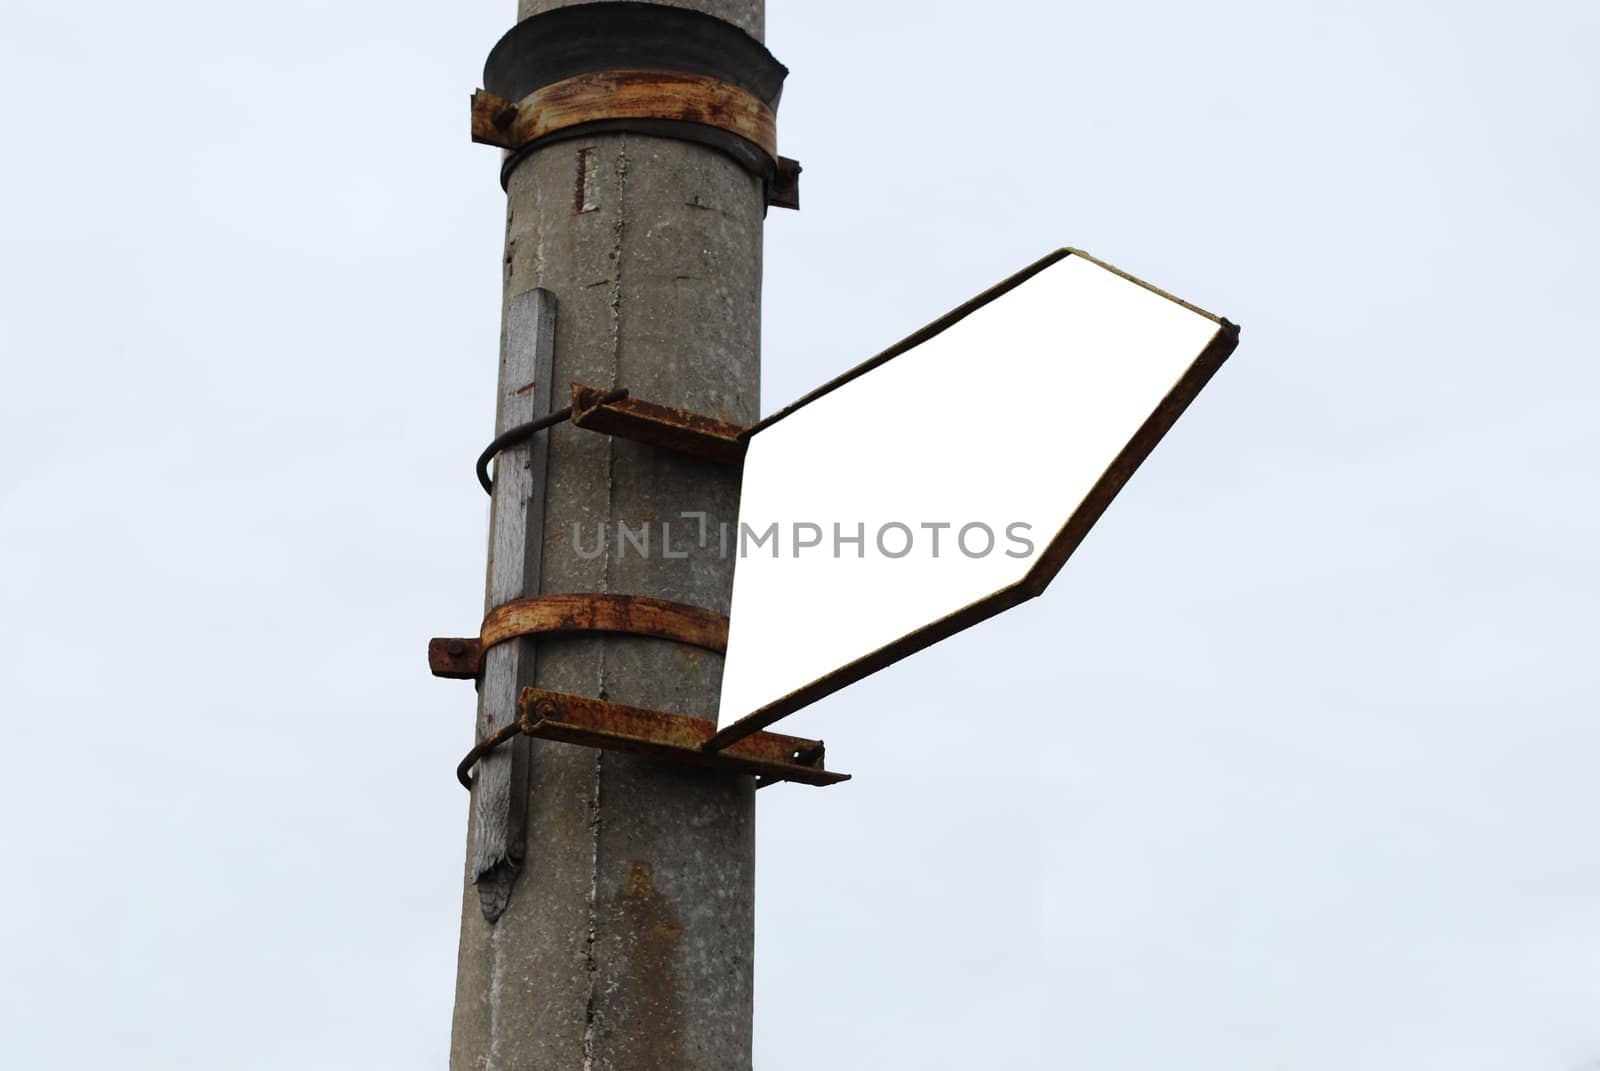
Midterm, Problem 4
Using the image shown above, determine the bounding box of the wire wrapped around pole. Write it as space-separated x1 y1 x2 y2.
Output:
456 720 525 790
475 388 628 494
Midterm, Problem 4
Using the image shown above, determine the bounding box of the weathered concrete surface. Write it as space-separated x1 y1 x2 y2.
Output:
451 2 766 1068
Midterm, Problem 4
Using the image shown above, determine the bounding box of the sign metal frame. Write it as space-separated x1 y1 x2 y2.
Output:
706 248 1240 751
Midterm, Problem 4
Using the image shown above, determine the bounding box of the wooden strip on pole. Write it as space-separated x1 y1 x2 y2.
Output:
470 287 556 921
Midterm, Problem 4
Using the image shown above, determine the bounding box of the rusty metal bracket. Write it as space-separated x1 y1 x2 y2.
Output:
768 155 801 211
476 384 746 495
571 383 748 464
456 688 849 790
431 593 729 680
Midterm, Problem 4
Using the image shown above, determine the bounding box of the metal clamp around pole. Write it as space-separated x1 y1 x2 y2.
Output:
430 592 731 680
471 3 801 208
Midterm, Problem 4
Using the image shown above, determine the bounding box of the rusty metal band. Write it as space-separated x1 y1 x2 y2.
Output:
475 4 793 197
483 593 728 653
472 69 777 159
430 593 729 680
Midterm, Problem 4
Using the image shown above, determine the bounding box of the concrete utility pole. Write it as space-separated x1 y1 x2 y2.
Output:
451 1 770 1067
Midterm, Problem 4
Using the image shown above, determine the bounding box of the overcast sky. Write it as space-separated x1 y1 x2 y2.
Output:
3 1 1598 1067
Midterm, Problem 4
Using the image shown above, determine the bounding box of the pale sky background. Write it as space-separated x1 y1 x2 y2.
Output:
2 1 1597 1068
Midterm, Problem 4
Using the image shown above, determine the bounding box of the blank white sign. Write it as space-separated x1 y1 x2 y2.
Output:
717 249 1235 738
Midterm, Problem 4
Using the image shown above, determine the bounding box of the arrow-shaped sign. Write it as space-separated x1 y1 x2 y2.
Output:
709 248 1238 749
